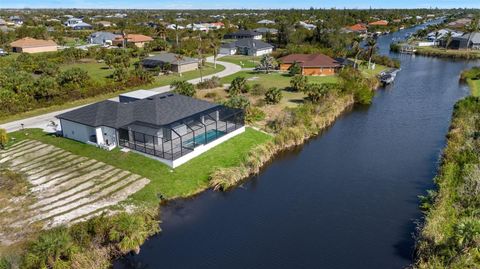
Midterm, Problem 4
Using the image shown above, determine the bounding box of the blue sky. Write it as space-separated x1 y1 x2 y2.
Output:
1 0 479 9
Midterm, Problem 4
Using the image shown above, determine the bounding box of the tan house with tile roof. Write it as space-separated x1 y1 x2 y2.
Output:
10 37 58 53
112 34 153 48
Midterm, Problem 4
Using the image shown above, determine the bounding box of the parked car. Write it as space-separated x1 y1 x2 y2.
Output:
0 49 8 56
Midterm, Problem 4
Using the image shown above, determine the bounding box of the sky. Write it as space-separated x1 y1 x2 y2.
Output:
1 0 480 9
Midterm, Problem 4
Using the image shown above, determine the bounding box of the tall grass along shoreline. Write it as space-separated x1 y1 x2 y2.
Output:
210 94 355 190
415 97 480 269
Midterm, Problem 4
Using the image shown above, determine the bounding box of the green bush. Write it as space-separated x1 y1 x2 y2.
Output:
22 228 77 269
288 61 302 76
170 80 196 97
224 95 250 109
290 75 308 92
264 87 283 104
228 77 248 96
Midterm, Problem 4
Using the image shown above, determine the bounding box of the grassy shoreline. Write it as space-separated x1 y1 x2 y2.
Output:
415 96 480 269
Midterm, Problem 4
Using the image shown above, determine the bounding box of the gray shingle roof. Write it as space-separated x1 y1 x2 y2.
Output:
89 32 118 44
57 93 221 128
221 39 273 50
142 53 198 67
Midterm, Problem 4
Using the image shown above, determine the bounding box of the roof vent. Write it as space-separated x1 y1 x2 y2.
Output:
147 97 154 100
167 94 174 97
159 96 167 99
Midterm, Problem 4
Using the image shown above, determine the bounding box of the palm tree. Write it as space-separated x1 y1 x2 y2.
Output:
465 18 479 50
174 54 184 77
351 36 363 69
366 37 377 70
444 31 453 50
155 24 167 41
434 31 440 47
209 38 220 69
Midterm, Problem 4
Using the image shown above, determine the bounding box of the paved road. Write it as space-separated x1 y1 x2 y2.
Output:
0 56 241 133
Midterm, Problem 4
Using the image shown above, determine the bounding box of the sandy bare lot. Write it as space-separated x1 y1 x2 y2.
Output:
0 139 150 245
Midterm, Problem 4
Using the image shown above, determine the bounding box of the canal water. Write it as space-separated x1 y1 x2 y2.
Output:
115 24 478 269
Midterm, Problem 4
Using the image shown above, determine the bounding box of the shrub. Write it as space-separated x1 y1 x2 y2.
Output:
0 129 8 149
22 228 77 269
304 83 338 103
204 92 218 99
170 80 196 97
290 75 308 92
228 77 248 96
288 61 302 76
251 83 267 96
223 95 250 109
246 107 266 123
264 87 283 104
196 76 222 90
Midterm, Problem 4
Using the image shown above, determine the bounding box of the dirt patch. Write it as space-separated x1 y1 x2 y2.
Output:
0 140 150 246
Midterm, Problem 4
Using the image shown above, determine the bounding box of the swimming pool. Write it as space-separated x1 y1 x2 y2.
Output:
183 129 226 148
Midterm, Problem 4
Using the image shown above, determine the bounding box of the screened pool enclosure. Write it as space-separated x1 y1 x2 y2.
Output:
118 106 244 160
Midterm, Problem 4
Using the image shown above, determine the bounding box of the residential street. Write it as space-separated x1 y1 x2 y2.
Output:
0 56 240 133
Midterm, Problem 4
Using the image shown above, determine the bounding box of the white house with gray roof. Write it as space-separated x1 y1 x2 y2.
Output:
220 39 273 56
88 32 118 46
56 91 245 168
451 32 480 50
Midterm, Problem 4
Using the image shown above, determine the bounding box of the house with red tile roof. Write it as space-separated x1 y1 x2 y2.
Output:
368 20 389 26
278 54 341 76
347 23 368 33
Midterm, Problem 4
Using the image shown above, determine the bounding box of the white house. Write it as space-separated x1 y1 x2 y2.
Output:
298 21 316 30
220 39 273 56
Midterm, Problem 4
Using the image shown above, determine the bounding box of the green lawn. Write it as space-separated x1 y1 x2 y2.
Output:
220 55 261 68
358 63 389 78
9 127 272 206
60 61 225 87
60 61 119 82
220 71 339 88
467 78 480 97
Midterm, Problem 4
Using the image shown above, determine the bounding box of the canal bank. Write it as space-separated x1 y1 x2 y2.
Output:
115 24 479 269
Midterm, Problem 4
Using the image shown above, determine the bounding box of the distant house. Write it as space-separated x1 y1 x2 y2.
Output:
254 27 278 35
346 23 368 34
298 21 316 30
224 30 263 40
56 91 245 168
220 39 273 56
71 22 93 30
142 53 199 73
427 29 463 41
9 16 23 26
96 21 113 27
112 34 153 48
447 18 472 28
278 54 341 76
368 20 389 26
65 18 83 27
88 32 117 45
10 37 58 53
167 24 185 30
257 19 275 25
450 33 480 50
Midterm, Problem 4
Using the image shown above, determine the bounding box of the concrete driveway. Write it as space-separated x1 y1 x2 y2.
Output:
0 57 241 133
